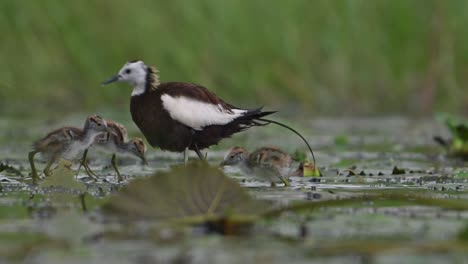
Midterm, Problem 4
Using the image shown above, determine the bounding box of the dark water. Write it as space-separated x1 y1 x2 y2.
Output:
0 114 467 263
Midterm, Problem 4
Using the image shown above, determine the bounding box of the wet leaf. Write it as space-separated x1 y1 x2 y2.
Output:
392 166 406 175
42 211 101 244
334 135 349 146
39 160 86 192
302 162 321 177
458 223 468 241
36 160 87 211
455 170 468 178
0 163 22 176
436 113 468 158
292 150 307 162
263 191 468 218
102 161 269 222
437 113 468 141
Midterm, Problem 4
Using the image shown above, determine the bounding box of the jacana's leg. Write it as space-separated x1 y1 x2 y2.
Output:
189 129 204 160
28 151 38 184
184 129 196 164
43 158 56 177
76 149 88 175
193 144 205 159
279 176 291 187
83 163 99 180
183 148 189 164
111 154 123 182
79 149 98 179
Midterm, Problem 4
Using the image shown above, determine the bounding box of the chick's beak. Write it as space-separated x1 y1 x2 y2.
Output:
219 160 227 167
101 74 121 85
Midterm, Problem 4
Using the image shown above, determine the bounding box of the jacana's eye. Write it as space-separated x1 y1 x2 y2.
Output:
125 69 131 74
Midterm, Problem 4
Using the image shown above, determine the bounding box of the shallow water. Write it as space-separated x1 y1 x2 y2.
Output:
0 114 467 263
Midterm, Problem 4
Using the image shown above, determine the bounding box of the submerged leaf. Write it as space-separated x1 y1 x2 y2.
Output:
102 162 269 222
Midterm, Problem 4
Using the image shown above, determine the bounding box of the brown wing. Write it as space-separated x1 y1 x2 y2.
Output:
131 82 275 152
33 127 83 153
159 82 237 111
249 147 292 168
105 120 128 143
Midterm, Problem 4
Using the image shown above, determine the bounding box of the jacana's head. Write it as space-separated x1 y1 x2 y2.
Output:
127 138 147 164
84 115 108 133
102 60 159 95
220 146 249 167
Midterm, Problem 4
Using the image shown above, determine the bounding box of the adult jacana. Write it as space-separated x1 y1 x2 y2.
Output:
102 60 277 161
102 61 316 163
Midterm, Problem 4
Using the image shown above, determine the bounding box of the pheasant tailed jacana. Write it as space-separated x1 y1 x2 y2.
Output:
102 60 316 163
102 61 276 161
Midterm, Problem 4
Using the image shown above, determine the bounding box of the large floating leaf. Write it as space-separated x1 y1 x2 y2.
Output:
102 162 269 222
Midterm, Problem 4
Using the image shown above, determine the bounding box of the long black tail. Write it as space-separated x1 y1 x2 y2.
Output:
433 136 449 148
256 118 316 166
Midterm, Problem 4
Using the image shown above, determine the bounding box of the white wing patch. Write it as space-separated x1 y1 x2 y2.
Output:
161 94 247 130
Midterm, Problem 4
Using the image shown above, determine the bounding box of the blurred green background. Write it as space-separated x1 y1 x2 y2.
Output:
1 0 467 117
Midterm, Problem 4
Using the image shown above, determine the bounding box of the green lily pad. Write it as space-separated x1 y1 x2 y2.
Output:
102 161 269 223
39 159 86 192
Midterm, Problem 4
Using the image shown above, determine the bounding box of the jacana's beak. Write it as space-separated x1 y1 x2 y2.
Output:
219 160 227 167
101 74 121 85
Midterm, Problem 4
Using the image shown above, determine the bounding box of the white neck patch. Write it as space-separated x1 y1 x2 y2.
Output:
161 94 247 130
131 82 146 96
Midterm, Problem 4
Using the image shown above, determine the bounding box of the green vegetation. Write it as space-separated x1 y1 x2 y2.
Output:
436 113 468 158
1 0 468 116
103 162 268 223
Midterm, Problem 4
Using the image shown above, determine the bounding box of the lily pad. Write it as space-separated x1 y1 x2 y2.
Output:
102 161 269 222
39 160 86 192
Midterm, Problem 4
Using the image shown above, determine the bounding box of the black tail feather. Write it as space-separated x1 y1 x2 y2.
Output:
234 108 276 131
240 107 277 119
256 118 316 167
433 136 449 148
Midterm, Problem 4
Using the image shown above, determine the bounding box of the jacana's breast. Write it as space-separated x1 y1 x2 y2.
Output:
130 93 192 152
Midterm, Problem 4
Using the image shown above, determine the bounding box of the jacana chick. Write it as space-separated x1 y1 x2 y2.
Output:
220 146 293 186
80 119 147 182
28 115 108 184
